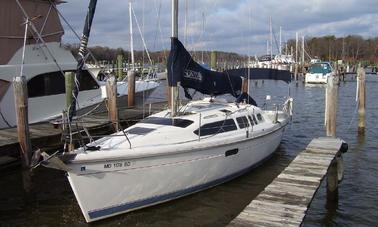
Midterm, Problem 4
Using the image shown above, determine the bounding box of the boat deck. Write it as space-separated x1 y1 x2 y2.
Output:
229 137 346 227
0 102 168 167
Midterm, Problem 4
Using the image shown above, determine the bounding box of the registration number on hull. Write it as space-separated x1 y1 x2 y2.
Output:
104 161 132 169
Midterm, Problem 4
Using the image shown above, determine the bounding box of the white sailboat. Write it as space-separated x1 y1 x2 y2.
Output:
41 0 293 223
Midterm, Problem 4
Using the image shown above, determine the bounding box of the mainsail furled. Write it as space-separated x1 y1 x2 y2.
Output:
167 38 242 99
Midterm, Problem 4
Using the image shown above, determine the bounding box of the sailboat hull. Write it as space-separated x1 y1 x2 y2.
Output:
66 126 285 222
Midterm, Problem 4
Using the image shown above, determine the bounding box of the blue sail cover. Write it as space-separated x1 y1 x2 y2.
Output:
225 68 292 83
167 38 242 98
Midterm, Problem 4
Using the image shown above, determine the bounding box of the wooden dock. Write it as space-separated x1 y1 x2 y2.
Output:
0 101 168 167
229 137 347 227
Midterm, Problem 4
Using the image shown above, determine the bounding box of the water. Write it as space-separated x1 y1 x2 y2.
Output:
1 75 377 226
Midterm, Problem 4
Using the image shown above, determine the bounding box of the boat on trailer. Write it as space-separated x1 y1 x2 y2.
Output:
40 0 293 222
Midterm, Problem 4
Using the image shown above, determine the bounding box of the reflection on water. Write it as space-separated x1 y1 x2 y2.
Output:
1 75 378 226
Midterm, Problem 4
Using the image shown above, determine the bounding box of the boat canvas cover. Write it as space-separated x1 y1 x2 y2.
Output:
309 63 332 74
167 38 242 99
225 68 292 83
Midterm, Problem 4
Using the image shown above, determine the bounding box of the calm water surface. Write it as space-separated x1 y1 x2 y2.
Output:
0 75 377 226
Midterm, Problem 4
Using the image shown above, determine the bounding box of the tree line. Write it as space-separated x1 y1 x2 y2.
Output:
65 35 378 66
287 35 378 64
64 43 247 67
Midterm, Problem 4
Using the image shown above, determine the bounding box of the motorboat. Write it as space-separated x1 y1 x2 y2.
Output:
305 62 335 84
0 42 159 128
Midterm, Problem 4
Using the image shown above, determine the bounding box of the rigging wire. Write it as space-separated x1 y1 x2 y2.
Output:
131 4 153 65
47 0 99 65
15 0 66 78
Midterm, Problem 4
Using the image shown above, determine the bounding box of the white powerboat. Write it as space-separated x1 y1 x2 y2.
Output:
0 42 159 128
305 62 335 84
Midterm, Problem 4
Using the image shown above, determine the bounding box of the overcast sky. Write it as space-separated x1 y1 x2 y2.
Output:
58 0 378 55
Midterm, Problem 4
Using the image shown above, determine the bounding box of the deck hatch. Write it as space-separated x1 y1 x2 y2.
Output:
127 127 155 135
141 117 193 128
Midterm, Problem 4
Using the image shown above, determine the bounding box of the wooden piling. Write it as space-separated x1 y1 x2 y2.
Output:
65 72 74 110
64 71 75 152
210 51 217 70
325 76 338 137
357 67 366 134
106 76 118 131
13 76 32 168
117 54 123 79
294 64 299 84
327 158 339 202
127 70 136 107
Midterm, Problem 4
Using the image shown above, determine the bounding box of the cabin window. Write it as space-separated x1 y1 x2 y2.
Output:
256 113 264 122
248 116 255 126
236 116 249 129
251 115 258 125
27 70 99 98
141 117 193 128
28 71 65 97
193 119 237 136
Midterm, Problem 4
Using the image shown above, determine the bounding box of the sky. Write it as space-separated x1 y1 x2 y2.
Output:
58 0 378 56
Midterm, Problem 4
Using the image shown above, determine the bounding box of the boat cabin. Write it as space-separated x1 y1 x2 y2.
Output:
308 62 333 75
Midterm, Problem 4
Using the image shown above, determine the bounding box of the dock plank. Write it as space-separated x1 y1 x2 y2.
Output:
229 137 344 226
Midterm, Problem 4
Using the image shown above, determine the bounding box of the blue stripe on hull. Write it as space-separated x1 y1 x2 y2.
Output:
88 152 275 220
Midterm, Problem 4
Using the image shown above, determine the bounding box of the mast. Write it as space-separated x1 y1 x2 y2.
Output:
129 1 135 71
285 43 288 55
201 12 205 63
269 16 273 60
301 35 305 64
69 0 97 121
170 0 179 117
279 26 282 55
295 32 298 63
184 0 188 46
